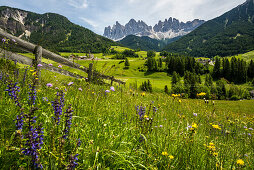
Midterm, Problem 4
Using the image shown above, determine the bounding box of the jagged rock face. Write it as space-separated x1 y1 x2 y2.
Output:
104 18 205 41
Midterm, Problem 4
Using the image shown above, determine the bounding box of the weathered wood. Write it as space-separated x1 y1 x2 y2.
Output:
88 63 93 82
0 48 33 65
34 46 42 85
0 29 126 85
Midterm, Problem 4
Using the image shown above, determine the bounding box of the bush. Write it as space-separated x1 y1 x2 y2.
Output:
230 95 240 100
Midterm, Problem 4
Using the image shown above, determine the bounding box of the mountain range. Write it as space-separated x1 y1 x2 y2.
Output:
164 0 254 57
104 18 205 41
0 6 117 53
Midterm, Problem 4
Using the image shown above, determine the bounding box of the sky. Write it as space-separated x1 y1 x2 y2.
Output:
0 0 246 35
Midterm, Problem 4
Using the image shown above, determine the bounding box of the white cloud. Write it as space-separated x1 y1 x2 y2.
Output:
80 17 98 28
68 0 88 9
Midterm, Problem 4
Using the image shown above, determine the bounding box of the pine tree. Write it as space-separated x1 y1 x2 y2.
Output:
212 57 221 79
124 57 130 67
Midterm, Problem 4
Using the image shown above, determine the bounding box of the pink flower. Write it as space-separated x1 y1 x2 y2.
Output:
46 83 53 87
49 63 53 66
110 86 115 92
68 82 74 86
58 65 62 68
37 64 43 67
78 88 82 91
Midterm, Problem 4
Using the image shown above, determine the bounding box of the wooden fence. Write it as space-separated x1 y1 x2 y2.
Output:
0 28 125 85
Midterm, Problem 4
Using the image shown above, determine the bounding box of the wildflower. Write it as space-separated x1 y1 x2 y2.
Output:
162 151 168 156
105 90 110 93
144 115 149 119
12 39 16 42
192 123 198 129
236 159 244 166
37 64 43 67
141 92 145 96
193 113 197 116
52 91 65 125
213 152 218 157
197 92 206 97
249 128 253 131
42 97 48 102
2 38 6 42
67 154 78 169
110 86 115 91
58 65 62 68
28 84 37 105
135 106 146 120
68 82 74 86
78 87 82 91
212 124 221 130
62 105 73 139
169 155 174 159
49 63 53 66
178 99 181 103
159 125 163 128
46 83 53 87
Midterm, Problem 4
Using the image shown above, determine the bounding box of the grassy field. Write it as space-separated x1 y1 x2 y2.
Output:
0 60 253 169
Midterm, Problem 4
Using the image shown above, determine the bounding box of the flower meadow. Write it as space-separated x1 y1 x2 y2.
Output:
0 58 254 169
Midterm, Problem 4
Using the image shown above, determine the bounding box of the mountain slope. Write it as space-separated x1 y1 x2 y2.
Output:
118 35 180 51
164 0 254 57
104 18 205 41
0 6 117 53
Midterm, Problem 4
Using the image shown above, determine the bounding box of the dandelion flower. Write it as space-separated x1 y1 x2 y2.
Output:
169 155 174 159
162 152 168 156
236 159 244 166
212 124 221 130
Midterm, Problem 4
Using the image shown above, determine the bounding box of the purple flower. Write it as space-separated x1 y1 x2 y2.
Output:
67 154 79 169
78 87 82 91
52 91 65 125
63 105 73 139
135 106 146 120
49 63 53 66
249 128 253 131
46 83 53 87
67 81 73 86
193 113 198 117
28 84 37 106
37 64 43 67
110 86 115 91
159 125 163 128
244 126 247 129
105 90 110 93
2 38 6 42
58 65 62 68
248 133 251 136
12 39 16 42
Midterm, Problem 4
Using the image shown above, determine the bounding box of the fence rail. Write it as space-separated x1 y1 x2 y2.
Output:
0 28 125 85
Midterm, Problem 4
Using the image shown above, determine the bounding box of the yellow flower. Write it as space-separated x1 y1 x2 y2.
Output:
209 142 215 146
212 125 221 130
162 151 168 156
192 123 198 129
32 72 37 76
213 152 218 157
169 155 174 159
30 69 34 72
144 115 149 119
178 100 182 103
236 159 244 166
141 92 145 97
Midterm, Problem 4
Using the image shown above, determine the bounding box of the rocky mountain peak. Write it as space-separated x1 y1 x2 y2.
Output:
104 17 205 41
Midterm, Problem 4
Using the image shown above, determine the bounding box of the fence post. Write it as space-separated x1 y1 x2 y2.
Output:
34 45 42 85
88 63 93 82
111 76 114 86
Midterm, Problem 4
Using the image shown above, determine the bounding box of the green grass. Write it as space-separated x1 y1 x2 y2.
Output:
0 62 254 169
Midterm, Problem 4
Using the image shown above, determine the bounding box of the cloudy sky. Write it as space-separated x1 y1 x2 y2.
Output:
0 0 246 35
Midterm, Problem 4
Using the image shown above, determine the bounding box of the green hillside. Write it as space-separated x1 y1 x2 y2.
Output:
164 0 254 57
118 35 180 51
0 6 118 53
